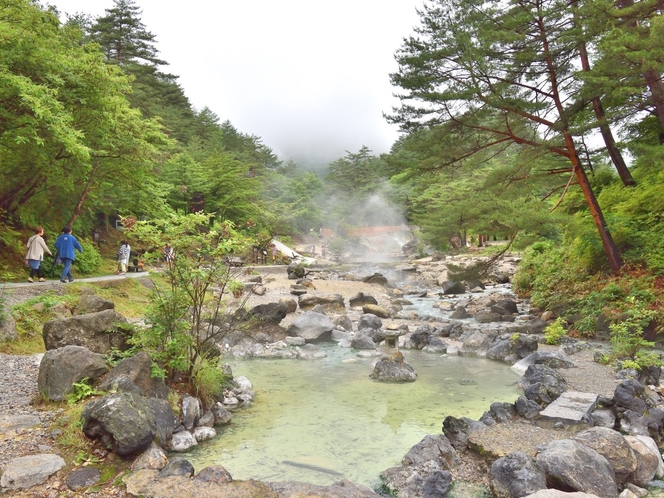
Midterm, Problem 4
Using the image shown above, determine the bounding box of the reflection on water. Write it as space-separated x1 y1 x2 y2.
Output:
185 345 520 489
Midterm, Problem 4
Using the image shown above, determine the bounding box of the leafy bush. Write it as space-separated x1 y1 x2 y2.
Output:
73 239 103 274
544 318 567 345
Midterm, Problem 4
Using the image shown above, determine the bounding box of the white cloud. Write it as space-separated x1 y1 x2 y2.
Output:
49 0 424 164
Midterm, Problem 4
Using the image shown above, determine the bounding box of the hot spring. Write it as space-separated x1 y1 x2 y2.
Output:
184 345 520 489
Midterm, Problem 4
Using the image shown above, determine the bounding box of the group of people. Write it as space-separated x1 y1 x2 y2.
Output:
24 226 83 283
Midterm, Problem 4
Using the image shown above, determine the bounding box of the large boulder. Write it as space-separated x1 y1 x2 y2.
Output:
247 302 288 323
82 392 156 456
401 434 460 469
37 345 109 402
75 295 115 315
490 451 547 498
98 352 168 399
624 435 662 486
362 304 391 318
357 313 383 331
287 311 335 342
442 415 487 450
370 354 417 382
536 439 618 497
487 333 539 363
442 280 465 295
42 309 129 354
381 461 452 498
572 427 637 484
518 364 568 407
298 294 345 313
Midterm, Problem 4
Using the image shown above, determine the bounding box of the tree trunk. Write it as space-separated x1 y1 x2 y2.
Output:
575 8 635 186
67 165 99 227
564 133 623 272
645 69 664 130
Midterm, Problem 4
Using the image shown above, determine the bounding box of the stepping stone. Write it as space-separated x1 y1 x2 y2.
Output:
538 391 598 425
0 414 40 434
0 454 65 490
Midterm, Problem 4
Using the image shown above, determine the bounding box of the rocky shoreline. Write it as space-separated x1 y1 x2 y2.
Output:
1 255 664 497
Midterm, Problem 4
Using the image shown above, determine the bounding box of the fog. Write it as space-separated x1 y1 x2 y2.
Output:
48 0 425 166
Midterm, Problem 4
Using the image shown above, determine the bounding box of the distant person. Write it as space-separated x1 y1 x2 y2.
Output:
54 226 83 283
115 240 131 274
25 226 52 283
271 243 277 263
163 243 173 263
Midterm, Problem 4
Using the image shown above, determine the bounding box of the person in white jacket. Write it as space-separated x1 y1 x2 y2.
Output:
115 240 131 274
25 227 52 282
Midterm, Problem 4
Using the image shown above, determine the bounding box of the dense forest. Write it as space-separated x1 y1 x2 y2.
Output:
2 0 664 335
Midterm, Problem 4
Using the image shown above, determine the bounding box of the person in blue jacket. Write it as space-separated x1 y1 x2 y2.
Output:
54 226 83 283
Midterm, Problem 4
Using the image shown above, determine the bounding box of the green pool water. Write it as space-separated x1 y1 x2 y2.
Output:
185 346 520 489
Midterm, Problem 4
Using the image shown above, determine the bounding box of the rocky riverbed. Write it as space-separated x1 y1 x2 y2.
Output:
1 255 663 497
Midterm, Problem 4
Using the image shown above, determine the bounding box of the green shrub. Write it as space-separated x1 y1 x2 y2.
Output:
73 239 103 274
607 298 662 370
544 318 567 345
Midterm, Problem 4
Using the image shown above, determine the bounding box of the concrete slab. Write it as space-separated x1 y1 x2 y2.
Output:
538 391 598 425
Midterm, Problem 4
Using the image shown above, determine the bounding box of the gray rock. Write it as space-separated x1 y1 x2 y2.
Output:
131 442 168 470
572 427 637 483
66 467 101 491
42 309 129 354
358 313 383 330
181 395 200 431
158 458 195 478
166 431 198 452
450 306 471 319
247 302 288 323
515 396 541 419
0 314 18 342
536 439 618 497
519 364 568 407
539 391 598 425
284 336 305 346
351 334 377 350
474 311 503 323
0 454 65 490
298 294 345 312
401 434 460 469
298 343 327 359
0 414 41 434
490 451 547 498
193 426 216 442
334 315 353 331
75 295 115 315
98 351 167 399
287 311 336 342
212 402 232 425
442 415 487 449
278 297 298 313
382 461 452 498
349 292 378 308
512 351 575 376
624 435 661 486
198 410 215 427
146 397 178 445
37 345 109 402
442 280 465 295
370 356 417 382
522 491 600 498
82 392 156 456
195 465 233 483
487 334 538 363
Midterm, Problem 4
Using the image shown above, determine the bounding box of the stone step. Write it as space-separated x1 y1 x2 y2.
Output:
538 391 598 426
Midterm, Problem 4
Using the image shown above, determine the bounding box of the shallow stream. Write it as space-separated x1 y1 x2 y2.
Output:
185 345 520 489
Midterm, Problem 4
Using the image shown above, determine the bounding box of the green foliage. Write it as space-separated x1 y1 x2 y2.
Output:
608 298 659 366
124 212 254 386
66 377 102 405
193 359 231 405
544 318 567 345
73 239 103 275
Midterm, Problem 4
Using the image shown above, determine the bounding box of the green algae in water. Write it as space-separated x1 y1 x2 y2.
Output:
185 346 520 489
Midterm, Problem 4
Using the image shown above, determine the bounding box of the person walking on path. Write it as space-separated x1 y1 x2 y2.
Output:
115 240 131 274
54 226 83 283
25 227 52 282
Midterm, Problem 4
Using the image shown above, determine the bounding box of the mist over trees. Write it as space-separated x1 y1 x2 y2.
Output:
2 0 664 280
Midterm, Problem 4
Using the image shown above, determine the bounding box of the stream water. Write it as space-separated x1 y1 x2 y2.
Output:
185 345 520 489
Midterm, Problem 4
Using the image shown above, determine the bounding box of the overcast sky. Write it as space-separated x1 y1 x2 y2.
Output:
47 0 425 166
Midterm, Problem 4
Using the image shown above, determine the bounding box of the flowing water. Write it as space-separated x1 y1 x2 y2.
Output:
185 345 520 489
